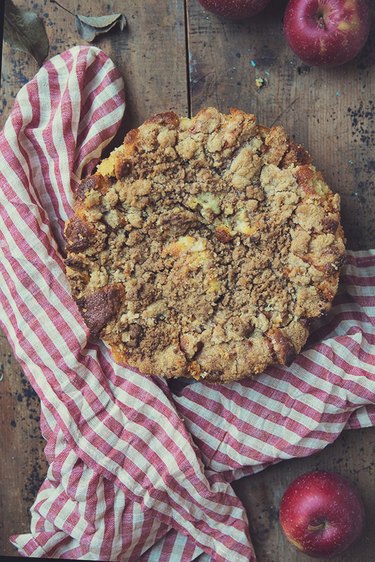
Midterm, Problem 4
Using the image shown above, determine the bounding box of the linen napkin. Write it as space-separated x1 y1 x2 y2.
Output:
0 46 374 562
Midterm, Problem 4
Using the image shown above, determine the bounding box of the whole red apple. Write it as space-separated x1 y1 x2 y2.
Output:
279 470 365 558
197 0 272 20
284 0 371 66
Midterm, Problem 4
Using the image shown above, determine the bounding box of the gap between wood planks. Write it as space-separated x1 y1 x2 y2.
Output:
183 0 192 118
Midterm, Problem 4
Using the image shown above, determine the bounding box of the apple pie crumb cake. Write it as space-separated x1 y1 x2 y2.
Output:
64 107 345 382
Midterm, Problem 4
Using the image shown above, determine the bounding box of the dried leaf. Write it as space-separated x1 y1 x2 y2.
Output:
75 13 127 42
50 1 127 42
4 0 49 65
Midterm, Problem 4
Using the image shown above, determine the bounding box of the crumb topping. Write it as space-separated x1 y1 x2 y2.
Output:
64 107 345 382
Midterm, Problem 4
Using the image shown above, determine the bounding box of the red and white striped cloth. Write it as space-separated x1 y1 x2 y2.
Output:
0 46 374 562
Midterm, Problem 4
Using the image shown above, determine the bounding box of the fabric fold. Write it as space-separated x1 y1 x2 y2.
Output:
1 47 254 561
1 46 374 562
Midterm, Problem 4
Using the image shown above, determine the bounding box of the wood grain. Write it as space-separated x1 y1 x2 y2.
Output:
0 0 188 136
185 0 375 560
0 333 47 554
233 429 375 561
186 0 375 249
1 0 375 560
0 0 188 556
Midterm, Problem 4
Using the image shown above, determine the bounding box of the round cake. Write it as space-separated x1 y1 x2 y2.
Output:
64 107 345 383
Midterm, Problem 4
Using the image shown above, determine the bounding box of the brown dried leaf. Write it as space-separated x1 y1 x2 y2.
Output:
75 13 127 42
4 0 49 66
49 1 127 43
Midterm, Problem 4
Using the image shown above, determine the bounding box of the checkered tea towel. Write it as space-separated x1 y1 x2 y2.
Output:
1 46 374 562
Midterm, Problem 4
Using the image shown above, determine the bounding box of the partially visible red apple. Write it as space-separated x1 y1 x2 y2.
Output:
197 0 272 20
279 470 365 558
284 0 371 66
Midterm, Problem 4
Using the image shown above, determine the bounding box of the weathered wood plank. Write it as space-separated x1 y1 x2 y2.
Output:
187 1 375 560
0 333 48 555
233 428 375 561
1 0 375 559
1 1 188 129
186 0 375 249
0 1 187 556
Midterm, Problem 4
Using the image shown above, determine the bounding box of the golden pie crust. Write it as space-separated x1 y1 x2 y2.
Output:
64 107 345 383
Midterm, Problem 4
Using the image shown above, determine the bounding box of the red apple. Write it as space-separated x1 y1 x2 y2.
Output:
197 0 272 20
284 0 371 66
279 470 365 558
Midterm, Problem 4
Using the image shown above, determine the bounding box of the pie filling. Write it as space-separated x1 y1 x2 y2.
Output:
64 108 345 382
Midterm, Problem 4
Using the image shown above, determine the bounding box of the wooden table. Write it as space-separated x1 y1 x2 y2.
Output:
1 1 374 560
